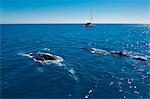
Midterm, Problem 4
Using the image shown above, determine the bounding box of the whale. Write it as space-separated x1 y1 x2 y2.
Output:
18 52 63 64
110 51 129 57
80 48 110 55
131 55 148 61
81 47 149 62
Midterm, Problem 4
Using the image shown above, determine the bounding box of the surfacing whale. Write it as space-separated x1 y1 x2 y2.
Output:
18 52 63 65
109 51 149 62
110 51 129 57
131 55 148 61
81 48 110 55
81 47 149 62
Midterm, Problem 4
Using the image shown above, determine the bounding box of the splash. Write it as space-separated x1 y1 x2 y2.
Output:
84 84 98 99
43 48 50 52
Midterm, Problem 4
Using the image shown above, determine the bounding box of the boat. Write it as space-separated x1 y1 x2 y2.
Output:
84 10 95 27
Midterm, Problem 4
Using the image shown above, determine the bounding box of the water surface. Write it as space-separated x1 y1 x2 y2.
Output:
1 24 150 98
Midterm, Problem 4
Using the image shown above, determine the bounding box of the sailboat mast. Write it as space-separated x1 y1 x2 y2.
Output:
90 9 92 23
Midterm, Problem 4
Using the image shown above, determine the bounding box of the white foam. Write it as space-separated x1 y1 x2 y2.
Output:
123 95 127 99
134 86 136 88
43 48 50 52
119 89 122 92
84 95 89 99
128 79 132 84
90 51 95 53
134 91 139 94
88 89 93 94
129 86 132 88
109 82 114 85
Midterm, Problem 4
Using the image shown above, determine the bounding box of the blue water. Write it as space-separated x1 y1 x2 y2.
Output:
1 24 150 98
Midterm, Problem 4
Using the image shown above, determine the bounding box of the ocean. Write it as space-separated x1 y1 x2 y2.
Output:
1 24 150 98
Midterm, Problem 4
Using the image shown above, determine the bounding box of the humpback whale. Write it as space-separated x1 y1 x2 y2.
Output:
110 51 129 57
81 47 149 62
90 48 110 55
110 51 149 62
18 52 63 64
131 56 148 61
30 53 58 61
81 48 110 55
